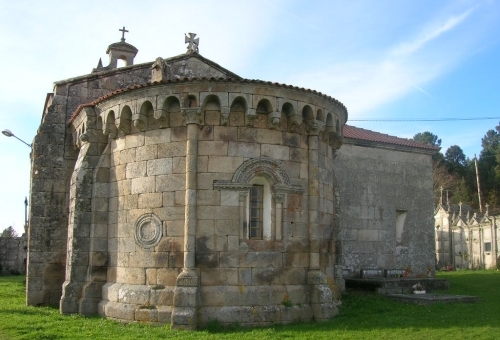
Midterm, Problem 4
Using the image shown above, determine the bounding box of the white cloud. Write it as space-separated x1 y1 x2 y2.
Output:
392 8 475 56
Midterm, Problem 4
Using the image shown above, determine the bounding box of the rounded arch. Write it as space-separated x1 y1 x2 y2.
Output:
184 94 198 108
302 105 314 121
163 96 181 112
202 94 222 126
230 96 248 112
281 102 296 117
140 100 154 116
232 157 290 185
120 105 132 120
326 112 334 129
256 98 273 114
316 108 324 122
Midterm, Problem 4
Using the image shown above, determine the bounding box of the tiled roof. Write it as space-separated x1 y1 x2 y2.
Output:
343 125 440 151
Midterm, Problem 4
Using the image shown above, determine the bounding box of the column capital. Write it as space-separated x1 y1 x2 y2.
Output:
181 107 202 125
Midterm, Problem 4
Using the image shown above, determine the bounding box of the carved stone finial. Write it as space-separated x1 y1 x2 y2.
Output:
119 26 129 42
185 33 199 54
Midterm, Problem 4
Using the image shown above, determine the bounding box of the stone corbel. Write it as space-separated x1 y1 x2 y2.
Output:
221 106 230 126
246 108 256 127
269 111 280 130
103 120 118 139
132 113 147 132
153 109 169 128
288 114 300 133
328 131 343 150
182 107 202 125
116 116 131 135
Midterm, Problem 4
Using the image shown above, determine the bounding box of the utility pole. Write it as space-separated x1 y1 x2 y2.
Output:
474 154 483 213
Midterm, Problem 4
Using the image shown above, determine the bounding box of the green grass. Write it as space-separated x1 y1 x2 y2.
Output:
0 271 499 339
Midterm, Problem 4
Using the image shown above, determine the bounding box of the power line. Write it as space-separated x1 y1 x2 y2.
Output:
350 117 500 122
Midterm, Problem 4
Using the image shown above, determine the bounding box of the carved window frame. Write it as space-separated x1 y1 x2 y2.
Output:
214 157 303 244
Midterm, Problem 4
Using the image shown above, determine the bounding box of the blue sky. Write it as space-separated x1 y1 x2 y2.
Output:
0 0 499 235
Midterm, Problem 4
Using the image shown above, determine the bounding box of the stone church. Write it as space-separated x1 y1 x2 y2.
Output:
26 32 438 329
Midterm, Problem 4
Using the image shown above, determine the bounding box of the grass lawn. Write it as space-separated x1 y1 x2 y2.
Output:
0 270 499 339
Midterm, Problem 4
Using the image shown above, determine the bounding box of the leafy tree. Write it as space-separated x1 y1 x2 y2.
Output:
1 226 18 238
445 145 468 177
412 131 442 147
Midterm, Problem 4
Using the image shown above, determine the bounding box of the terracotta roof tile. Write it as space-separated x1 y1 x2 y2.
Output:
343 125 440 151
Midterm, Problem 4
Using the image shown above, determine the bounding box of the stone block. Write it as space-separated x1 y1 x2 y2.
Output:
126 161 147 179
173 287 198 308
126 134 145 148
156 174 185 191
200 286 241 307
131 177 155 194
116 267 145 285
251 267 283 285
195 252 219 268
207 156 243 173
214 126 238 141
172 157 185 173
170 126 187 141
198 140 228 156
118 284 150 305
157 268 181 286
199 306 254 324
105 301 135 321
166 220 184 237
145 128 170 145
136 144 158 161
149 287 175 305
138 192 163 208
215 219 238 236
197 172 232 190
157 141 186 158
146 268 157 285
219 252 238 268
220 190 239 207
170 307 197 330
196 190 220 206
157 306 173 323
197 156 208 172
261 144 290 160
201 268 238 286
119 148 136 165
228 141 260 158
147 158 172 176
135 308 158 322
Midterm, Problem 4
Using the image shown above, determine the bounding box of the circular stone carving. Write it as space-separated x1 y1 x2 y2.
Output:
134 213 162 249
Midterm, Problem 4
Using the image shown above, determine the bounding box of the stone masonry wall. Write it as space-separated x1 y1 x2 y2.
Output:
28 64 153 307
64 80 346 327
0 236 26 275
334 143 435 278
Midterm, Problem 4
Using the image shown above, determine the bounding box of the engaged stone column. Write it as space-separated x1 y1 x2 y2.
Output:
306 120 321 270
171 106 201 330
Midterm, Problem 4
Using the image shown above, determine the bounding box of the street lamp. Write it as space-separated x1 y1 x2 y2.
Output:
2 129 31 147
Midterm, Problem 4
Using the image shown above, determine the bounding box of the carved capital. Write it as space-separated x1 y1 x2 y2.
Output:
273 193 285 204
181 107 202 125
306 120 325 136
269 116 280 130
239 191 249 202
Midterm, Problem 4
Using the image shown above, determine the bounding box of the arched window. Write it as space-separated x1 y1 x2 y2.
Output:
214 157 303 243
248 177 272 240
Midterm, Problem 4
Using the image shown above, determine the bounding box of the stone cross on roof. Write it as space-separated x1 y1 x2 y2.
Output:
119 26 129 42
185 33 199 53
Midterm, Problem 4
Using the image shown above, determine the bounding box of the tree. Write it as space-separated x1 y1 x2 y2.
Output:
445 145 467 176
412 131 442 147
1 226 18 238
